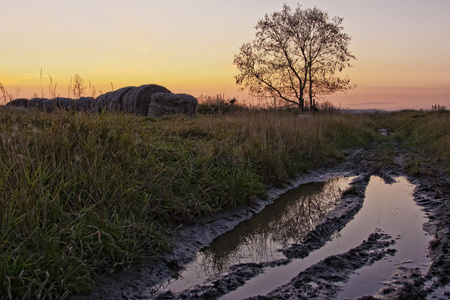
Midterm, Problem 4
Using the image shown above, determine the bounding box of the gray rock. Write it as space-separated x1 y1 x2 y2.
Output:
122 84 171 116
148 93 198 117
6 98 29 107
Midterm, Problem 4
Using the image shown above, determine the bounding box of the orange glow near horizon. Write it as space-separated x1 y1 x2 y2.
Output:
2 71 449 111
1 0 449 110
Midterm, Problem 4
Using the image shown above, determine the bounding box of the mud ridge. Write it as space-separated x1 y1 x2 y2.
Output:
251 231 396 300
151 174 373 300
408 163 450 298
282 174 370 259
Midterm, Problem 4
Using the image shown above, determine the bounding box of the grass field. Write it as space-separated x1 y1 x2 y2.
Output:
373 109 450 173
0 105 447 299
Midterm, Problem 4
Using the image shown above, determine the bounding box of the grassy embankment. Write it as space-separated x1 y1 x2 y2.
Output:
2 106 448 299
0 106 378 299
373 109 450 174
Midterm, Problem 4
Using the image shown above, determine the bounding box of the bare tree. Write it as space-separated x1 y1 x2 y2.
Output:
234 4 355 110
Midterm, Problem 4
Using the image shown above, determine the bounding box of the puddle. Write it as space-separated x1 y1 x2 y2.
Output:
379 128 390 136
224 176 431 299
335 176 431 299
156 177 354 293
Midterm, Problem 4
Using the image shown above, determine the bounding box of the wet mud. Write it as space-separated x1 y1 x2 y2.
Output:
77 144 450 300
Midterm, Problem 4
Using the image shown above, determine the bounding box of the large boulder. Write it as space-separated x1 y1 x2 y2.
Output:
122 84 171 115
148 93 198 117
6 98 28 108
28 98 48 110
43 97 75 112
94 86 134 113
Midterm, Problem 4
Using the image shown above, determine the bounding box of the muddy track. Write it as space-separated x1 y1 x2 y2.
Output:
76 145 450 300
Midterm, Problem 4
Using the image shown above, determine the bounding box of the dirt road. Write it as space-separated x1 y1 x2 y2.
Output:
78 145 450 300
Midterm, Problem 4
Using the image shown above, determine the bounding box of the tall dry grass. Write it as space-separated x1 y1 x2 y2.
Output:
0 107 379 299
161 111 378 185
0 82 21 105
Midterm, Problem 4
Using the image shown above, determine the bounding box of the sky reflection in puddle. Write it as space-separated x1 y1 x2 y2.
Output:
335 176 431 299
225 176 431 300
159 176 354 293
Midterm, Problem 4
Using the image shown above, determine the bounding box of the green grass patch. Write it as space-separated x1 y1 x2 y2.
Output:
372 110 450 172
0 107 388 299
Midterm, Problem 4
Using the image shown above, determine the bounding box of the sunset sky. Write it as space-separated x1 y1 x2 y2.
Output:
2 0 449 110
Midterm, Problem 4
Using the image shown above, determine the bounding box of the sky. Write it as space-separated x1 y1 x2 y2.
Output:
1 0 450 110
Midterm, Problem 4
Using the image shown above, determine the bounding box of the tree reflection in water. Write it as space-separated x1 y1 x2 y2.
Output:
197 177 354 274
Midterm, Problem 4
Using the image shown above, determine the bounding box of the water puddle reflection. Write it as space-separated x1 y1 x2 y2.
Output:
225 176 431 299
154 175 431 299
335 176 431 299
159 177 354 293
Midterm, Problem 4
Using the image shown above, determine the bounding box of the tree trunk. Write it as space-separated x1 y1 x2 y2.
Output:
299 90 304 111
308 65 314 110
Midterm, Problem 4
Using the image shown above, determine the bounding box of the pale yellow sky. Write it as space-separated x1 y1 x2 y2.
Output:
1 0 449 110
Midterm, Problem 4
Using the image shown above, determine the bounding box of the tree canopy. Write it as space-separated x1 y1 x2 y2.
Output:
234 4 356 110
